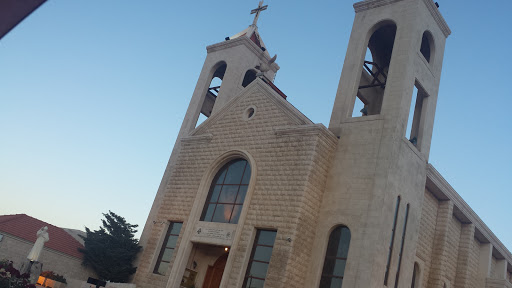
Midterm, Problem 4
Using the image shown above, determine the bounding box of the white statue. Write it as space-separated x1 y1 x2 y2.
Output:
27 226 49 262
255 54 277 76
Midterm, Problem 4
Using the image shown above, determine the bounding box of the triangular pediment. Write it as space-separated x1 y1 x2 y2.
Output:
191 78 313 137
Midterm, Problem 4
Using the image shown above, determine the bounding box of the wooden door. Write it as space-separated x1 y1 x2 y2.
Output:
202 254 228 288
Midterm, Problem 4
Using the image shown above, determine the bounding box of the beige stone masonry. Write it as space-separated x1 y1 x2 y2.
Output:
206 36 279 73
426 200 454 287
478 242 493 287
496 260 508 280
133 79 338 288
353 0 451 37
0 233 96 281
486 278 512 288
454 223 475 288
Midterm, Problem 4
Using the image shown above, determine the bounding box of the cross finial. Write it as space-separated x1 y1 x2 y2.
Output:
251 1 268 26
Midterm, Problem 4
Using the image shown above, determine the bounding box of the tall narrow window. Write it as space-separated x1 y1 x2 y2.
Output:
319 226 351 287
394 204 410 288
243 230 277 288
154 222 183 275
406 82 429 149
201 159 251 224
384 196 401 285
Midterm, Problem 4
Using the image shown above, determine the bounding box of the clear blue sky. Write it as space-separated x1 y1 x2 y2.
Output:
1 1 511 249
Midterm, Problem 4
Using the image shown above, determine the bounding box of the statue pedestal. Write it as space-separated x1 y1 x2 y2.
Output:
19 259 43 284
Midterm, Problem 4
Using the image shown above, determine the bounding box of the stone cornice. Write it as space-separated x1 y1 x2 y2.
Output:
274 124 338 149
353 0 405 12
353 0 451 38
426 164 512 262
422 0 451 37
206 37 280 73
181 134 213 144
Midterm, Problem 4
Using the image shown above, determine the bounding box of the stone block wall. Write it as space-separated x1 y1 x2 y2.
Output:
415 187 512 288
469 237 482 287
0 233 96 281
416 189 439 288
491 257 498 278
446 215 462 284
454 223 476 288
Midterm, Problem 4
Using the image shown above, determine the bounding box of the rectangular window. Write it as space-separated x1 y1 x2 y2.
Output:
242 229 277 288
406 82 428 150
153 222 183 275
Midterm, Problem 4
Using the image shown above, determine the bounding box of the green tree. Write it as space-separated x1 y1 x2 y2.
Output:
79 211 142 283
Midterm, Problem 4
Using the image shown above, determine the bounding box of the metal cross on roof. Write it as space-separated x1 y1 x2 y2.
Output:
251 1 268 26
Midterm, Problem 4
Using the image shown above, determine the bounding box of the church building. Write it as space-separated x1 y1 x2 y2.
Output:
133 0 512 287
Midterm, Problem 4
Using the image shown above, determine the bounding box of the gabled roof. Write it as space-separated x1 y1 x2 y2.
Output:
0 214 84 259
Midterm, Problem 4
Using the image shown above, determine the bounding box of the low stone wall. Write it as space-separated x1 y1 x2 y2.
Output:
105 283 136 288
65 280 136 288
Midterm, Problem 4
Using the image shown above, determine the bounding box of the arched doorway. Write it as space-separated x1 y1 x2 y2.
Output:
202 253 228 288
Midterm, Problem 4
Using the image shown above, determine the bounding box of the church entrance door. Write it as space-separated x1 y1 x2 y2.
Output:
202 253 228 288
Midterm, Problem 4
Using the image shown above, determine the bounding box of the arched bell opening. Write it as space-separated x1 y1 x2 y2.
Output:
197 62 227 127
242 69 257 88
352 21 397 117
420 30 435 63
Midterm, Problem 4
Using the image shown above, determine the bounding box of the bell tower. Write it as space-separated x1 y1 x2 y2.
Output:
137 1 279 263
309 0 450 287
330 0 450 157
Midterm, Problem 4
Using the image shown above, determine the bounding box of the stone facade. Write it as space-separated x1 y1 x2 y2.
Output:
134 79 338 288
133 0 512 287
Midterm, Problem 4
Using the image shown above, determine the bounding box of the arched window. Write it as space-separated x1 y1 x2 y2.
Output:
242 69 257 87
319 226 351 288
420 31 434 63
200 159 251 224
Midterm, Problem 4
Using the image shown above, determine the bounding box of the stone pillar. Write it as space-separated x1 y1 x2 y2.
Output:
495 259 507 280
477 242 493 287
454 223 475 288
427 200 453 288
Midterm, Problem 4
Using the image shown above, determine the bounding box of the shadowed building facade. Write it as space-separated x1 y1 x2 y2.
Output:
133 1 512 287
0 214 97 282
